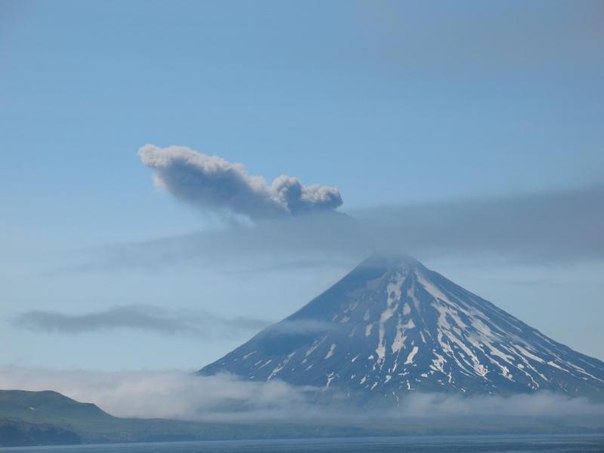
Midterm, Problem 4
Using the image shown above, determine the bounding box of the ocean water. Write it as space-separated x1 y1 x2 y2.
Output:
3 435 604 453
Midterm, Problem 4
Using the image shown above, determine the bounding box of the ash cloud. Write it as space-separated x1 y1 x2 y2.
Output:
139 145 342 220
14 305 268 338
74 182 604 275
357 182 604 263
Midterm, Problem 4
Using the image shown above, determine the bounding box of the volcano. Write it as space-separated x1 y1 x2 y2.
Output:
199 255 604 401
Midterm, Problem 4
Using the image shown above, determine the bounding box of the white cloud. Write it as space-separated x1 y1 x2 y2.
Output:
0 367 320 422
1 367 602 423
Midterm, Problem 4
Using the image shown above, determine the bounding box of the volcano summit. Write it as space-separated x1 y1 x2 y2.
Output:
199 255 604 402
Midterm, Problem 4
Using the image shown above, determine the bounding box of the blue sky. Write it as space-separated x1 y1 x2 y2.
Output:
1 0 603 370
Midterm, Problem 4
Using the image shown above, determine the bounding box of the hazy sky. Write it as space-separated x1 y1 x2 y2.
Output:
1 0 604 373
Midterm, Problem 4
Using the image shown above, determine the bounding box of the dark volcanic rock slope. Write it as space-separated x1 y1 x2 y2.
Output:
199 256 604 401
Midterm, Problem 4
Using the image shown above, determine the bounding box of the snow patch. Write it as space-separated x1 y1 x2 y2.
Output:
325 372 335 388
325 343 337 359
405 346 419 365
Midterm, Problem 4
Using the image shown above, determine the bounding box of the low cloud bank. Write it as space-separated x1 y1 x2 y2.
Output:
139 145 343 220
14 305 269 338
1 367 602 423
0 367 320 422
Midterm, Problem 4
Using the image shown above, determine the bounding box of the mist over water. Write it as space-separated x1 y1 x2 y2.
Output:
2 367 603 423
3 434 604 453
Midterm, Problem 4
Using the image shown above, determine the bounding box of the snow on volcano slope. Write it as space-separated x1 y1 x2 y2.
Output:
199 255 604 401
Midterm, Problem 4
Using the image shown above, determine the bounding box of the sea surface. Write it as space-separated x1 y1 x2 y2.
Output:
3 434 604 453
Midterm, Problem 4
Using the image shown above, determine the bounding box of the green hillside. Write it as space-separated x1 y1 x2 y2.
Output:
0 417 81 447
0 389 376 444
0 389 113 426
